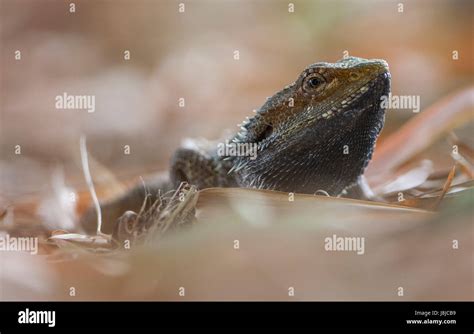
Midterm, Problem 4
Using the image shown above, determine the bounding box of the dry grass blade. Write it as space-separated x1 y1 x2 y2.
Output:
372 160 433 196
196 187 432 238
80 136 103 236
48 228 112 252
367 87 474 182
449 134 474 178
432 165 457 210
112 182 199 246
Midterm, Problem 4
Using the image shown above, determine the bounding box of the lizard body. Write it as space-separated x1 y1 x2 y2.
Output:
81 56 391 233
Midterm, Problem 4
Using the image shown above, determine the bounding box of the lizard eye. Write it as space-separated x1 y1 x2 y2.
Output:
303 73 326 93
349 72 360 81
309 77 323 87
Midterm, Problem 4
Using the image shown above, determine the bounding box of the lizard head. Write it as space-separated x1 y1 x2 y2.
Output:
227 56 391 195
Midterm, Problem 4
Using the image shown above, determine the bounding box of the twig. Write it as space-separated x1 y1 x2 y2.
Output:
79 135 105 237
432 164 457 211
366 87 474 181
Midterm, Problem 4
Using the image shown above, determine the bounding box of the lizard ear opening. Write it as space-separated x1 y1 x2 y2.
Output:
255 124 273 143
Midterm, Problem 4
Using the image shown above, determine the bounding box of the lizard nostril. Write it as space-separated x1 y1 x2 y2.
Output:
256 124 273 143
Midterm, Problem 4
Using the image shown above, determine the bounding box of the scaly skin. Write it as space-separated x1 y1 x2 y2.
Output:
81 56 391 233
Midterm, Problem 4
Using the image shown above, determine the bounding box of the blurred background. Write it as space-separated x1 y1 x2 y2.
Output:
1 0 473 202
0 0 473 302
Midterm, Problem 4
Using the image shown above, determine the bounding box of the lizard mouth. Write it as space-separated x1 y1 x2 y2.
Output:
339 71 391 117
